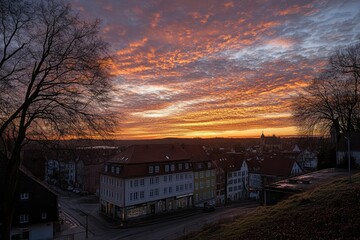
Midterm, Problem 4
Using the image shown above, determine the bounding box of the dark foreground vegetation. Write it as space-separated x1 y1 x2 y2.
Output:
183 172 360 240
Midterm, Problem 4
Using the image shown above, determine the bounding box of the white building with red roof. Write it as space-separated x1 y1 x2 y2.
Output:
100 144 195 222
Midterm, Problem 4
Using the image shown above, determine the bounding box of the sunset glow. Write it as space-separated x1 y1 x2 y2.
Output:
70 0 360 139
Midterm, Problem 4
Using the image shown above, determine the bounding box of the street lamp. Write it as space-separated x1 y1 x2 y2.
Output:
346 133 351 182
85 213 88 239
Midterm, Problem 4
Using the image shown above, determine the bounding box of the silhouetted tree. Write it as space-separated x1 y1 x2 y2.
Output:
0 0 116 238
292 43 360 139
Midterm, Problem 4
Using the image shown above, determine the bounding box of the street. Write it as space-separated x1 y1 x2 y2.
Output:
54 189 259 240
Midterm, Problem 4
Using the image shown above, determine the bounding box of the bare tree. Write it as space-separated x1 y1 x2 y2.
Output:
292 43 360 139
0 0 116 238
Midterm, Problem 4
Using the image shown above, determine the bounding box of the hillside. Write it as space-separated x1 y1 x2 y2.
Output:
184 172 360 240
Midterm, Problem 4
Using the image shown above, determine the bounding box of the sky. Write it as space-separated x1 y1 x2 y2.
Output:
69 0 360 140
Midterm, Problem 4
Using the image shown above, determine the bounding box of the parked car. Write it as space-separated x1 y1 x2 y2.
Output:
80 191 89 196
203 204 216 212
73 188 81 194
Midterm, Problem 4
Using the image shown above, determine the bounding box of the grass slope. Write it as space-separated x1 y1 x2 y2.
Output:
185 172 360 240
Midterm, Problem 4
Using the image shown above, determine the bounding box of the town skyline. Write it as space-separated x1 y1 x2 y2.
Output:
70 0 360 139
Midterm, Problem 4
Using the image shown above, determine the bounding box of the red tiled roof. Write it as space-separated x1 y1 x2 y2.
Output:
211 153 245 171
259 154 299 176
109 144 190 164
182 144 210 162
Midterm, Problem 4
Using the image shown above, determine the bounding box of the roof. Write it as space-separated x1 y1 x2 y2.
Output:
109 144 191 164
259 154 299 176
19 165 58 196
181 144 210 162
264 136 282 145
211 153 246 172
264 168 351 193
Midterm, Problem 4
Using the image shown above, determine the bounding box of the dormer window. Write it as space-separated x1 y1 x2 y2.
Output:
178 163 183 170
155 165 160 173
20 193 29 200
148 166 154 174
164 164 170 172
41 212 47 220
185 163 189 169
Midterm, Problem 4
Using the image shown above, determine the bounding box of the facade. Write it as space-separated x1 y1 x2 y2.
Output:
43 147 119 194
4 166 59 240
296 150 318 170
260 132 282 153
100 144 195 222
212 153 249 204
182 145 216 207
336 133 360 168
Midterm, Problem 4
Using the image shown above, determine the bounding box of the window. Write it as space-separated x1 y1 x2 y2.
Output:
155 189 159 196
41 212 47 220
155 177 159 184
129 193 133 201
169 175 172 182
207 162 212 168
134 180 139 187
155 165 160 173
134 192 138 200
140 179 145 186
163 176 167 182
176 185 179 192
20 214 29 224
178 163 183 170
169 187 172 193
20 193 29 200
140 191 144 199
164 187 167 194
150 178 154 185
111 166 115 173
129 180 133 188
116 167 120 174
165 165 169 172
148 166 154 174
150 189 154 197
185 163 189 169
171 164 175 172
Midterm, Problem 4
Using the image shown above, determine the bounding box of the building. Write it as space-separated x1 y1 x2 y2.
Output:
296 150 318 170
258 154 303 185
260 132 282 153
43 147 119 194
212 153 249 204
0 165 58 240
100 144 195 222
182 145 216 207
336 132 360 168
263 168 350 205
